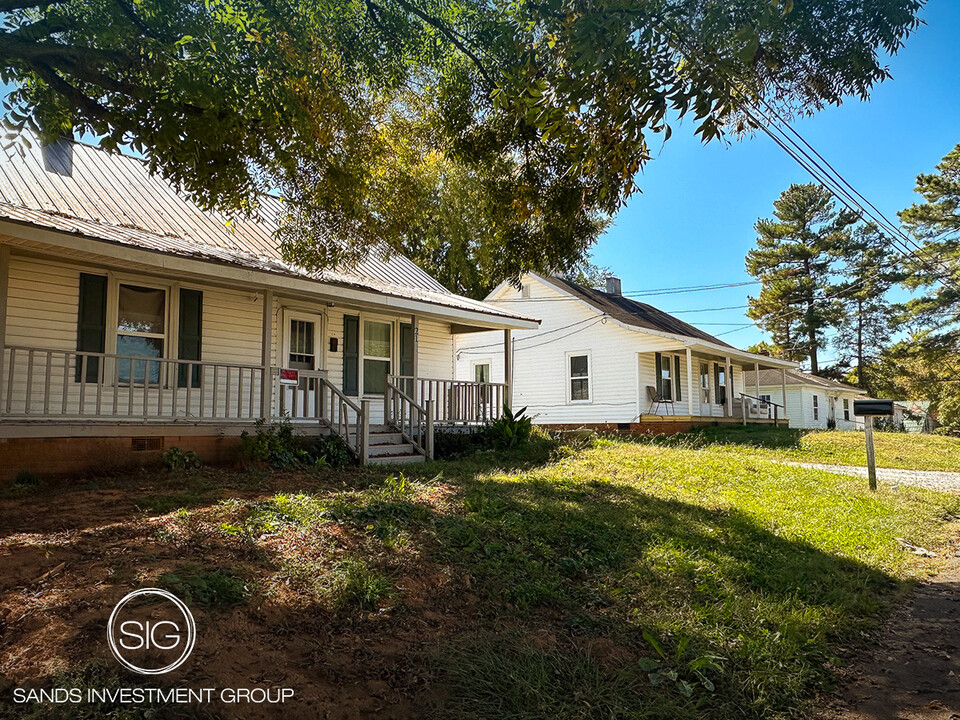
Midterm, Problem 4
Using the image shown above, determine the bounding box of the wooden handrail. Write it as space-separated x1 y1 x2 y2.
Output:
385 379 433 460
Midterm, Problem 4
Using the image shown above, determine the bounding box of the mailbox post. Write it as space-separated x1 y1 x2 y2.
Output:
853 399 894 492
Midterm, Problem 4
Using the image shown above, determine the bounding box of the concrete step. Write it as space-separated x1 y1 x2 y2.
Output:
368 442 414 457
368 454 425 466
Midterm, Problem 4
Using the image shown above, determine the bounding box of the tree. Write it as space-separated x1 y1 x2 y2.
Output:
831 224 900 392
0 0 925 280
746 183 858 373
899 143 960 330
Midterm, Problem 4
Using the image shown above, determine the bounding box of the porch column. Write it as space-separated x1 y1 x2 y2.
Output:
410 313 419 402
754 361 760 419
725 355 733 417
781 367 788 423
0 244 9 413
260 288 273 420
504 329 513 410
685 347 694 417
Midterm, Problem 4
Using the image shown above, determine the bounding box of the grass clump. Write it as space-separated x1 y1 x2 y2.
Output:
159 567 248 609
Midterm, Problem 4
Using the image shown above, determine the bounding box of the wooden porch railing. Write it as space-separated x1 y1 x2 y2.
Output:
391 375 507 425
1 346 265 421
737 392 783 426
385 379 433 461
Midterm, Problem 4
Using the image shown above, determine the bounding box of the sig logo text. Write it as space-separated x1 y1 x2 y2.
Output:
107 588 196 675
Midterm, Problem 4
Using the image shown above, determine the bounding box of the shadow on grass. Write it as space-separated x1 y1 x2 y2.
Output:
631 424 809 450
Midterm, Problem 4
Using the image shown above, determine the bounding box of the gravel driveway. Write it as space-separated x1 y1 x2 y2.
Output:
783 462 960 493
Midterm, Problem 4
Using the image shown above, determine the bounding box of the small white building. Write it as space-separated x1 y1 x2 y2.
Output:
742 368 868 430
455 274 797 433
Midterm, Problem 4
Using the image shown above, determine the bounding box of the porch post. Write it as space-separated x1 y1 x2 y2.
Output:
504 329 513 411
0 244 9 414
780 367 788 423
260 289 273 420
411 313 419 402
754 361 760 420
685 347 694 417
725 355 732 417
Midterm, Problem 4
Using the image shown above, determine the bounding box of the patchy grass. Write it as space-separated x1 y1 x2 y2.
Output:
689 425 960 471
2 434 959 719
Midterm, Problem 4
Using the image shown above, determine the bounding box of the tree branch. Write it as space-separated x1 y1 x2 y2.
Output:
32 60 107 119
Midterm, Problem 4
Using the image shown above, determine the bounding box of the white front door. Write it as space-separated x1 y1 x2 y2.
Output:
282 312 323 419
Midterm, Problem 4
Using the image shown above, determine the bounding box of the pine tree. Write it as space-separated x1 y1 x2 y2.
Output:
746 184 858 374
831 224 900 391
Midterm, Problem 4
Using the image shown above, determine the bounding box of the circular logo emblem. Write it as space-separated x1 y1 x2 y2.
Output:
107 588 196 675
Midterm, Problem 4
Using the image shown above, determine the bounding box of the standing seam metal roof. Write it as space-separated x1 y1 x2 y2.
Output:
0 136 535 324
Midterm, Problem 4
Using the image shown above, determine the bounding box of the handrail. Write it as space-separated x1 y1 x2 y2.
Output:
316 376 367 463
385 379 433 460
389 375 505 425
738 391 784 409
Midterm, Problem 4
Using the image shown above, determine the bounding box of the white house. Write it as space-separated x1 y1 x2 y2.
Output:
741 368 868 430
455 274 797 432
0 137 538 478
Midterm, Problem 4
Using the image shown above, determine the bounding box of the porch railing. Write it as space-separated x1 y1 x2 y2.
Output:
1 346 264 421
391 375 507 425
385 379 433 460
738 392 782 425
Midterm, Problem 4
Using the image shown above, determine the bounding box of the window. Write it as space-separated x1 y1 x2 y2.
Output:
699 363 710 404
363 320 392 394
760 394 771 405
813 395 820 421
843 398 850 421
569 354 590 401
714 363 727 405
116 284 166 384
658 354 673 400
288 319 316 370
474 363 491 384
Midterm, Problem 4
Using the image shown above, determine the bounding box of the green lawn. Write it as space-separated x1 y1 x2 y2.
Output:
4 433 959 720
688 425 960 472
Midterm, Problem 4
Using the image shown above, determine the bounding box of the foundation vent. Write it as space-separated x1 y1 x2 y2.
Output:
131 437 163 452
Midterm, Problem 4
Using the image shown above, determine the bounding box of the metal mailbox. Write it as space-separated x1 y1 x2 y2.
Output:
853 399 894 417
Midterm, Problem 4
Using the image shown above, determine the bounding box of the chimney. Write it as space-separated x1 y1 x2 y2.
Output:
42 137 73 177
605 276 622 296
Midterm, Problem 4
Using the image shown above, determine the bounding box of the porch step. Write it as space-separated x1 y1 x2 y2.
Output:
368 442 415 457
368 432 404 445
368 453 425 466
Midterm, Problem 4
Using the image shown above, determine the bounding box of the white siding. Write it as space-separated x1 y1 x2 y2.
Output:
455 276 750 424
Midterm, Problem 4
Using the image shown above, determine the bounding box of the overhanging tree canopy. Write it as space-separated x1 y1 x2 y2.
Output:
0 0 925 281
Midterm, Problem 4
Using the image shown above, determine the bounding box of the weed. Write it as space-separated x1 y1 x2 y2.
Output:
329 559 392 610
159 568 248 609
161 446 202 472
13 470 41 486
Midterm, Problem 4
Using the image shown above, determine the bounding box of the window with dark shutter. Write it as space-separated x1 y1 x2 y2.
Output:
343 315 359 396
76 273 107 382
177 289 202 388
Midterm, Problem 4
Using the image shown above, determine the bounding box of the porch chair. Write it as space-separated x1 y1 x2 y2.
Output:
646 385 675 415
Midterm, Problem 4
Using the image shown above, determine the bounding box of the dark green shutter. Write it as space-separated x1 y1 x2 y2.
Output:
343 315 359 396
76 273 107 382
399 323 414 395
714 363 722 405
654 352 662 397
177 289 202 388
674 356 682 401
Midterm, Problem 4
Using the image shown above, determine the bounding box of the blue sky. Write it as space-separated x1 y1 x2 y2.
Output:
593 0 960 361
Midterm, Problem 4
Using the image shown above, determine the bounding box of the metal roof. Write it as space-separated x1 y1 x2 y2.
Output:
546 276 737 348
744 368 868 394
0 136 535 325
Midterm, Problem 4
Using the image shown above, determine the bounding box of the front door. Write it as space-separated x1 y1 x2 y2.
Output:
283 313 323 418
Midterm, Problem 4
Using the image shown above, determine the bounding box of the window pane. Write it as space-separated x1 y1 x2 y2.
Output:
363 359 390 394
570 355 588 377
118 285 165 334
475 364 490 383
117 335 163 383
571 378 589 401
364 321 391 358
289 319 315 369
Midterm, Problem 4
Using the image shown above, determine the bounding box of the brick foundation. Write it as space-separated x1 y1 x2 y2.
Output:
0 434 244 482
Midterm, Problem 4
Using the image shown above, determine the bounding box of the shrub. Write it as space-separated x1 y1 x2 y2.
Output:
311 433 353 468
434 428 494 459
488 405 533 450
161 447 202 472
240 420 356 469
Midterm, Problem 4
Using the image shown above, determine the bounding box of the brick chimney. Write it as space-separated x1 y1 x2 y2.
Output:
604 276 622 296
